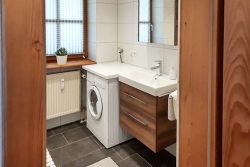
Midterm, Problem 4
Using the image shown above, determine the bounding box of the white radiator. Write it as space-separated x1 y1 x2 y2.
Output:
46 71 81 120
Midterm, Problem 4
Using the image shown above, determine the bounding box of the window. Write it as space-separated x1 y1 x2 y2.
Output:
138 0 151 43
45 0 85 56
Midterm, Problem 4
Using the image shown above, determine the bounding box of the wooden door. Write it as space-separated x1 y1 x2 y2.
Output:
3 0 46 166
0 1 3 166
223 0 250 166
179 0 224 166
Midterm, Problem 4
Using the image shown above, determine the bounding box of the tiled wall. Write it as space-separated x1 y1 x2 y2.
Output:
88 0 179 75
118 0 179 75
88 0 118 63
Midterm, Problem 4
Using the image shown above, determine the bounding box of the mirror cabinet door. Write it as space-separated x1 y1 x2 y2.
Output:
138 0 179 46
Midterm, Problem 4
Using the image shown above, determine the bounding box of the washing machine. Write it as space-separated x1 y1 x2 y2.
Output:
86 72 131 148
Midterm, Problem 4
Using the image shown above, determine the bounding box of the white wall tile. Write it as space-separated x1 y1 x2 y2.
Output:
118 1 136 23
97 23 117 43
96 3 118 23
88 42 97 61
118 23 137 43
163 48 179 75
88 0 118 63
88 23 97 43
96 43 118 62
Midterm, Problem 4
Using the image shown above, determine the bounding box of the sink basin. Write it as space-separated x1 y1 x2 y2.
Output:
119 69 177 97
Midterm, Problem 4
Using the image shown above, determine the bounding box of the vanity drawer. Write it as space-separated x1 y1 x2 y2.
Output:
120 105 156 151
119 82 157 117
119 82 176 152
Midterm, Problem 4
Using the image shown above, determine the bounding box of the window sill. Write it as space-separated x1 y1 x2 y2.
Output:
46 58 96 70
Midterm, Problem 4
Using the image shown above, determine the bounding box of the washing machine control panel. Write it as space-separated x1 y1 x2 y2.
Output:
87 72 107 89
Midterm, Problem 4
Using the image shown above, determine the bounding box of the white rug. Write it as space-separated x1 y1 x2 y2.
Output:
87 157 118 167
46 149 56 167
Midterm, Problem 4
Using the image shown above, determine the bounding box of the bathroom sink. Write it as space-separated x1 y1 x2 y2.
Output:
119 69 177 97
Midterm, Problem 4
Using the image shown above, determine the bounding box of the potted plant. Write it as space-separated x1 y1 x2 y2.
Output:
55 48 68 65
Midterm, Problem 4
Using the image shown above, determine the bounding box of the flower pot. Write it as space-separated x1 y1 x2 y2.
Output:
56 55 68 65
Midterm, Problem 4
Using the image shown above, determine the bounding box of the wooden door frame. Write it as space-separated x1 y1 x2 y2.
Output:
0 0 4 166
179 0 224 166
3 0 46 166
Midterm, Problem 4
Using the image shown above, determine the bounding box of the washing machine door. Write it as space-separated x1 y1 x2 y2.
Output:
88 85 103 120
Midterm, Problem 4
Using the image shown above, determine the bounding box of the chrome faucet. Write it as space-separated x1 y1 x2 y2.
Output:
150 60 162 76
118 48 124 63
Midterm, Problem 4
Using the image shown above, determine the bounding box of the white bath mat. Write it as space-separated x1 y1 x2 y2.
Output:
46 149 56 167
87 157 118 167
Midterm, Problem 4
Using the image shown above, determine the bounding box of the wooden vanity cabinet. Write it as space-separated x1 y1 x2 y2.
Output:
119 82 176 152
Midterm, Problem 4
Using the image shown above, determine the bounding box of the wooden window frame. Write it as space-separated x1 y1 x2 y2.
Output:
46 0 88 63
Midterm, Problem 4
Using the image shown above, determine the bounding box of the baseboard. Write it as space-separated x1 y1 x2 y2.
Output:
47 112 82 129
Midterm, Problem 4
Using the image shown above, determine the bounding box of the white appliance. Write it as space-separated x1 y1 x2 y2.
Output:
86 71 131 148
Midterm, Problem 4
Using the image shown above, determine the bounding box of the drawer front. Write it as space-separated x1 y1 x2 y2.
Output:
120 82 157 117
120 105 156 151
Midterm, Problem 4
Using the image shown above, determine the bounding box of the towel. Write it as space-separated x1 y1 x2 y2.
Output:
168 90 178 121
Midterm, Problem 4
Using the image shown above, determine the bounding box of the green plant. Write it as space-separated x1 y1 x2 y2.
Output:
55 48 68 56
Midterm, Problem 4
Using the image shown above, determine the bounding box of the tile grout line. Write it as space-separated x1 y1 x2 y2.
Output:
116 152 138 164
111 148 124 160
60 146 103 166
48 124 84 139
90 136 104 149
49 135 93 152
61 133 70 145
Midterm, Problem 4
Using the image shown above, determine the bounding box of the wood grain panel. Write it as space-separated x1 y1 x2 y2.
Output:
3 0 46 166
119 83 176 152
120 82 157 117
223 0 250 166
46 59 96 70
180 0 210 166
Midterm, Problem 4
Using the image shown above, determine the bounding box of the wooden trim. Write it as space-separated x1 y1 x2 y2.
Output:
210 0 224 167
179 0 223 166
3 0 46 166
84 0 88 57
46 59 96 70
223 0 250 166
0 2 4 166
46 54 86 63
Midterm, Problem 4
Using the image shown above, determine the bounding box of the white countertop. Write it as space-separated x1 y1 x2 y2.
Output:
83 61 177 96
82 61 141 79
119 70 177 97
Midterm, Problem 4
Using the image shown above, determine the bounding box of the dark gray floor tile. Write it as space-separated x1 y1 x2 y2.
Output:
137 148 176 167
50 137 100 166
47 129 55 138
63 126 92 143
149 150 176 167
62 148 122 167
90 136 104 149
113 139 145 159
117 153 152 167
47 134 68 151
53 122 82 134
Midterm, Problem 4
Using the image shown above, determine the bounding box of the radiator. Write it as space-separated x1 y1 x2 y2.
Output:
46 71 81 120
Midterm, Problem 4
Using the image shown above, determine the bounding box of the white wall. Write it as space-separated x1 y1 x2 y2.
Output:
118 0 179 75
88 0 118 63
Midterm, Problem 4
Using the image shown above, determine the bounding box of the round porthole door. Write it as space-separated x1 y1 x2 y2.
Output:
88 86 103 120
